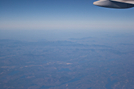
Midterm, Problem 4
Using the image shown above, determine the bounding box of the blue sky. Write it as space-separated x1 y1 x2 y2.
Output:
0 0 134 30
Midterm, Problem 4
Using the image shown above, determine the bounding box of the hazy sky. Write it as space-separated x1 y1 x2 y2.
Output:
0 0 134 30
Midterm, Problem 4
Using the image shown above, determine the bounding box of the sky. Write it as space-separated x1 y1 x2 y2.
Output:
0 0 134 30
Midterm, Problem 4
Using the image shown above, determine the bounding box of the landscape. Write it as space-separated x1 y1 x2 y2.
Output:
0 31 134 89
0 0 134 88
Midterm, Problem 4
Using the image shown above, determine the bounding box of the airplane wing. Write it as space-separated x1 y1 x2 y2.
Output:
112 0 134 4
93 0 134 8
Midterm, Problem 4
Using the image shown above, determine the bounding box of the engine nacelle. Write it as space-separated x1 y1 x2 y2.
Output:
93 0 134 9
